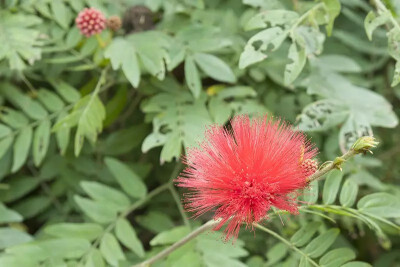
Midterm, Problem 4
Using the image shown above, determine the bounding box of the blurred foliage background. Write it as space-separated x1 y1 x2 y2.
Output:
0 0 400 266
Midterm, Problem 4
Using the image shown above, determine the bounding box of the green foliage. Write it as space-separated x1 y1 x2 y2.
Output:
0 0 399 266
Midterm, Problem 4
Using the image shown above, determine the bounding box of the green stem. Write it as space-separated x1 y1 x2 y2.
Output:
133 219 221 267
169 184 191 229
306 148 357 183
254 224 320 267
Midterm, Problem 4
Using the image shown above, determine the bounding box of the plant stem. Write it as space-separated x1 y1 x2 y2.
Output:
306 148 357 183
133 219 221 267
372 0 400 31
169 184 191 229
254 224 320 267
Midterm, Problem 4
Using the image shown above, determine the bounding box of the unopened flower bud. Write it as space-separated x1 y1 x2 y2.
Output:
107 16 122 31
76 8 106 37
301 159 318 176
351 136 379 154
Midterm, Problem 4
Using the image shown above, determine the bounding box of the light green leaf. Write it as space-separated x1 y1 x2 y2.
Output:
341 262 372 267
322 0 341 36
36 238 91 259
51 0 71 29
12 127 33 173
194 53 236 83
322 170 343 204
136 211 175 233
85 249 105 267
0 228 32 250
0 135 14 159
357 193 400 218
80 181 130 211
55 111 71 155
364 11 390 41
150 226 190 246
33 119 50 166
302 180 319 204
319 248 356 267
74 195 117 224
304 228 340 258
44 223 103 241
48 79 81 104
244 10 299 31
185 56 202 98
0 108 29 128
104 38 141 87
284 42 306 85
115 218 145 258
339 179 358 207
290 221 321 247
104 157 147 198
99 233 126 266
239 27 288 68
265 243 288 265
391 60 400 87
37 89 65 112
0 203 23 223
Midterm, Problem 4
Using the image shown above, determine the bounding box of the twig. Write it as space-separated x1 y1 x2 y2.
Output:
133 219 221 267
254 223 319 267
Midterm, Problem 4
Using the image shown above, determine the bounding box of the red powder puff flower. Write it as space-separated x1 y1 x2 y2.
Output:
176 115 318 240
76 8 106 37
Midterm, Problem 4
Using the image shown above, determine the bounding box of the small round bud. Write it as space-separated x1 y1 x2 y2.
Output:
106 16 122 31
76 8 106 37
302 159 318 176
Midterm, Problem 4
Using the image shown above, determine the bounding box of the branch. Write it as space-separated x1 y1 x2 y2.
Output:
307 136 379 183
133 219 221 267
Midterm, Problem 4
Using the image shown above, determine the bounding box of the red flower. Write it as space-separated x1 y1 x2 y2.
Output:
176 115 317 240
75 8 106 37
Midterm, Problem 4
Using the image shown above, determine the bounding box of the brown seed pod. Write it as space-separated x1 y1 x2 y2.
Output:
106 16 122 31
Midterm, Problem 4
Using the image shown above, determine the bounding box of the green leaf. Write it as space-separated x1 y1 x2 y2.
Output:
44 223 103 241
51 0 71 29
209 97 232 124
0 11 42 70
0 176 40 203
239 27 288 69
104 157 147 198
115 218 145 258
37 89 65 112
99 233 126 266
0 203 23 223
284 42 306 85
85 249 105 267
104 87 128 127
0 135 14 159
194 53 236 83
357 193 400 218
80 181 130 211
322 0 341 36
322 170 343 204
104 38 141 87
304 228 340 258
391 60 400 87
36 238 91 259
150 226 190 246
0 228 32 249
265 243 288 265
55 111 71 155
74 195 117 224
319 248 356 267
290 221 321 247
48 79 81 104
244 10 299 31
364 11 390 41
12 127 33 173
0 108 29 128
32 119 50 166
185 56 202 98
339 179 358 207
341 262 372 267
302 180 319 204
136 211 175 233
12 196 51 219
